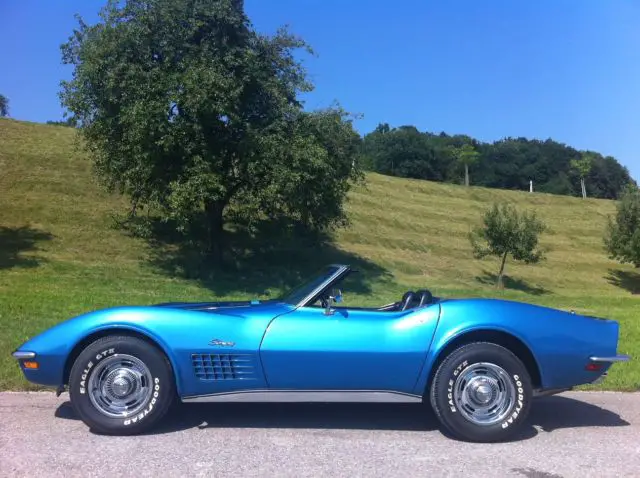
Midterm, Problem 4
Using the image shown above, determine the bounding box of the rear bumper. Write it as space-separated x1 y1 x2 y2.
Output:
588 354 630 384
589 354 631 363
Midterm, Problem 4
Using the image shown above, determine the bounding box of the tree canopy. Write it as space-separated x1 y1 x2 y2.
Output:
360 124 635 200
604 185 640 267
451 143 480 186
0 94 9 117
60 0 362 262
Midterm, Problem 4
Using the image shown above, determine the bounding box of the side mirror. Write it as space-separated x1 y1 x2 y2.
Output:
323 289 343 315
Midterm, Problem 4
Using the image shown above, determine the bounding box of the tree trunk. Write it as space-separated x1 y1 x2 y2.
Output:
204 200 226 267
496 251 508 288
581 178 586 199
464 163 469 187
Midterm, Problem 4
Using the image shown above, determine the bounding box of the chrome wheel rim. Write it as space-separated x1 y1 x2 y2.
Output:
453 362 515 426
87 354 153 418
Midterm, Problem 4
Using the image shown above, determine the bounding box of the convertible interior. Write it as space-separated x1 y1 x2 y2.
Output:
376 289 436 311
317 289 437 312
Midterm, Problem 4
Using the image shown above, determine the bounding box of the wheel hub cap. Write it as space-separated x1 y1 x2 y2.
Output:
107 370 136 398
87 354 153 418
453 362 516 426
469 379 495 405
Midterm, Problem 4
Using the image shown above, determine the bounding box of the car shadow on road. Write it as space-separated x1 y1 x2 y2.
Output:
526 395 630 433
54 394 629 442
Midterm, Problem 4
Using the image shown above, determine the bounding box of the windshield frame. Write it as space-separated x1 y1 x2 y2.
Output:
281 264 350 307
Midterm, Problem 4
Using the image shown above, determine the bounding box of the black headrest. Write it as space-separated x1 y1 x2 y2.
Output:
415 289 433 306
402 290 415 301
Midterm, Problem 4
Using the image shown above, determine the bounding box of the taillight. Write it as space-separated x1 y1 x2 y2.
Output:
585 363 603 372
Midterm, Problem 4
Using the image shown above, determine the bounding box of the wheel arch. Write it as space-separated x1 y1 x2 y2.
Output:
63 327 182 394
425 328 543 393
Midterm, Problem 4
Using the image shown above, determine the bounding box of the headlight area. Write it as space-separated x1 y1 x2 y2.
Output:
11 350 65 387
12 351 39 369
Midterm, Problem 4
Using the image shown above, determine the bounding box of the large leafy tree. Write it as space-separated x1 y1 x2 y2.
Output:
604 185 640 267
60 0 362 261
0 94 9 117
470 202 546 288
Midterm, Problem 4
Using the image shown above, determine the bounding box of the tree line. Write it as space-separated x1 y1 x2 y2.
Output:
2 95 636 203
358 123 635 200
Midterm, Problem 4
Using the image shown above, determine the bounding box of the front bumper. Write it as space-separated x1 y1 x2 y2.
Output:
12 349 65 387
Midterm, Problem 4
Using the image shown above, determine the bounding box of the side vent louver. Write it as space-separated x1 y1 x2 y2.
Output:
191 354 256 381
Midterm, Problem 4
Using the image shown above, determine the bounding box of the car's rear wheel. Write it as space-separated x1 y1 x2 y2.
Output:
69 335 175 435
429 342 532 442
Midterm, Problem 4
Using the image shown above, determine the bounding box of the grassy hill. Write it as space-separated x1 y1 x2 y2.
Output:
1 118 638 390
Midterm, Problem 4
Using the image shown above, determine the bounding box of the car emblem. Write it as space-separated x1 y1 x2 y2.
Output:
208 338 235 347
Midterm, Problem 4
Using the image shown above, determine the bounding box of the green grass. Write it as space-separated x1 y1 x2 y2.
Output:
0 118 638 391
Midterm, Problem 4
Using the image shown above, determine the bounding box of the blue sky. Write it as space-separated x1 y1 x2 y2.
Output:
2 1 640 180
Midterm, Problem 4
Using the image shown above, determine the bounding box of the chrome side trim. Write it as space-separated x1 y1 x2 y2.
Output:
181 389 423 404
589 355 631 363
12 351 36 360
533 388 572 398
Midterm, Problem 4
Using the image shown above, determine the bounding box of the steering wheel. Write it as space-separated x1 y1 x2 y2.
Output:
400 291 416 311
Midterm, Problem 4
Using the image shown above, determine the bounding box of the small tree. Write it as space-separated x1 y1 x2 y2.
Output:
451 144 479 187
604 185 640 267
0 94 9 117
570 153 594 199
470 202 546 288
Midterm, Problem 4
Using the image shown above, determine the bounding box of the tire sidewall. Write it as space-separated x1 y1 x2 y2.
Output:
69 337 174 434
431 343 532 442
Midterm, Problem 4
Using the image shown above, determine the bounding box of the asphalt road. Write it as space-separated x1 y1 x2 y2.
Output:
1 391 639 478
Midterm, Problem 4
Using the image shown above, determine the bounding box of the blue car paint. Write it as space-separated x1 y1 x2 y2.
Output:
259 303 441 392
411 298 620 394
13 265 623 399
16 301 295 397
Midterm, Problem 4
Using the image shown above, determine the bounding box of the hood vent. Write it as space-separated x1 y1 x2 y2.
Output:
191 353 256 381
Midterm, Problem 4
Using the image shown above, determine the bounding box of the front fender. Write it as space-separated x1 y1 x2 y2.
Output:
13 307 186 392
14 303 289 396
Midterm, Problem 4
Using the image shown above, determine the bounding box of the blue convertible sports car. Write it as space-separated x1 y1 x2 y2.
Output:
12 264 630 442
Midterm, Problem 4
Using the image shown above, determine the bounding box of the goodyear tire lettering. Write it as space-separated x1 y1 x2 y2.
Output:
79 348 115 394
447 360 469 412
500 374 525 429
124 377 160 426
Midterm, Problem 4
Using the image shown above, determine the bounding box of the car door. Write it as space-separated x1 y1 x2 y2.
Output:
259 303 441 394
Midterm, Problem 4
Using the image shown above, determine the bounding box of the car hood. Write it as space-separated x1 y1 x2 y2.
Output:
153 298 287 312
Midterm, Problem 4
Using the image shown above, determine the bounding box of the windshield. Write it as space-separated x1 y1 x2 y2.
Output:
281 265 343 305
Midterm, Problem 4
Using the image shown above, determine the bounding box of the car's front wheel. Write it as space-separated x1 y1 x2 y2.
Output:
69 335 175 435
429 342 532 442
